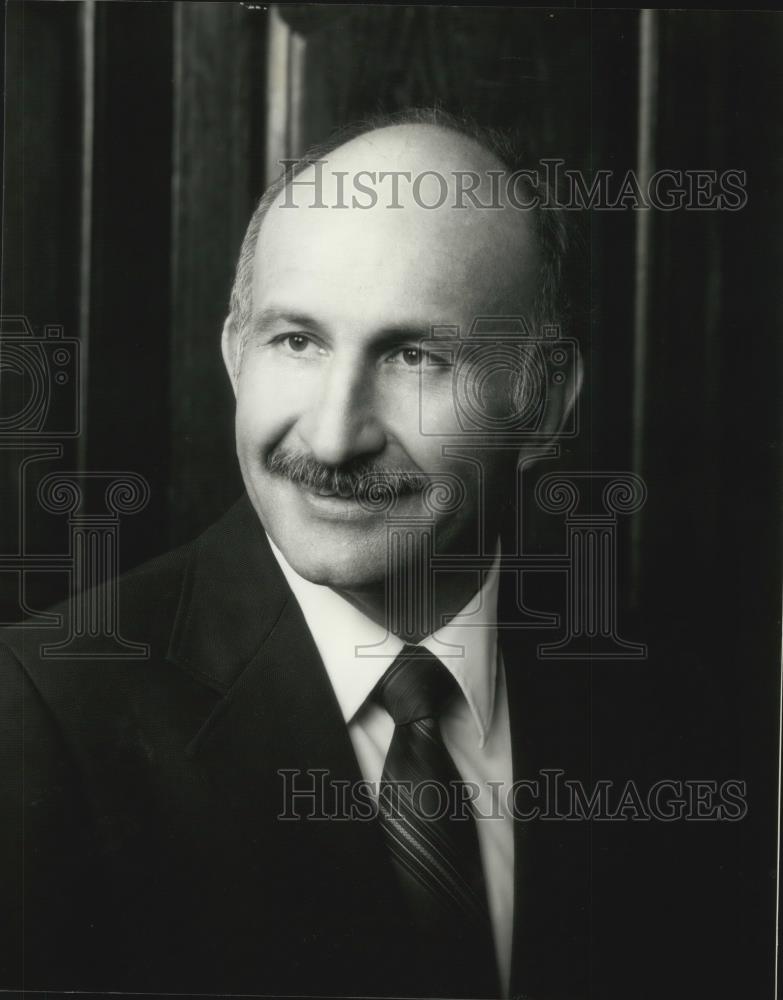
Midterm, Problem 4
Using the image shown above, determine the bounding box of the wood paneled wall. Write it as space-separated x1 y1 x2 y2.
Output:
2 4 781 646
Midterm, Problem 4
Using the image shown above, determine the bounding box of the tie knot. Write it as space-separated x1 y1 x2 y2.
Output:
373 645 457 725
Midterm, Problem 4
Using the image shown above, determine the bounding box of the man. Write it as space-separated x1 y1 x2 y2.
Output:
218 112 580 998
0 110 736 1000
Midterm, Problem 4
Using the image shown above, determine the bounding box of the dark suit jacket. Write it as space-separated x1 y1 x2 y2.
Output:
0 496 769 999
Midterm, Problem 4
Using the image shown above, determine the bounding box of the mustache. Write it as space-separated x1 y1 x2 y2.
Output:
265 450 427 501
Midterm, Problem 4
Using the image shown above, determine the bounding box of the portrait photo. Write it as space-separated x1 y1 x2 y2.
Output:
1 4 781 999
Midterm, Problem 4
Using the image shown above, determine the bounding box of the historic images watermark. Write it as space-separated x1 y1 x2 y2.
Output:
277 159 748 212
277 768 748 823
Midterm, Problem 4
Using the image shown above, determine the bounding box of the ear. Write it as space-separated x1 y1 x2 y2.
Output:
537 346 584 443
221 314 240 396
555 347 584 437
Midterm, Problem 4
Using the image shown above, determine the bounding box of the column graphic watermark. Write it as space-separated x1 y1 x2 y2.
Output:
0 315 151 658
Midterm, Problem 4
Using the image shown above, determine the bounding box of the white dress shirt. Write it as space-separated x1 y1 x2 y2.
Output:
267 536 515 995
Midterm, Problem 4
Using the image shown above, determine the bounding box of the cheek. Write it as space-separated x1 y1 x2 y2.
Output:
234 356 311 444
453 363 517 430
390 375 462 443
398 361 517 442
389 372 514 471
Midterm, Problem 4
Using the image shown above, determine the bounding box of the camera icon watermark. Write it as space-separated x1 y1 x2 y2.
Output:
418 316 579 441
0 315 80 438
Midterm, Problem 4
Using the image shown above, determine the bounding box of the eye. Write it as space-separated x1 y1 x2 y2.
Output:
285 334 310 353
390 347 452 369
273 332 325 357
400 348 423 367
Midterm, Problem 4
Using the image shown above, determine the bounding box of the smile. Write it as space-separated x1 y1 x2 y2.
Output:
314 487 353 498
294 480 376 521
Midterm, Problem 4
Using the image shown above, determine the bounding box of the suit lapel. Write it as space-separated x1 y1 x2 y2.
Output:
166 495 289 694
165 497 423 994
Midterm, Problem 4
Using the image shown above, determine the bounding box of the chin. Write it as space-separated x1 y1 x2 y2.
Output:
282 544 388 591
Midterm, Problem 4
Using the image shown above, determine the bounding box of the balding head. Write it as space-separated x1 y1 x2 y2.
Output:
243 123 539 368
226 110 572 366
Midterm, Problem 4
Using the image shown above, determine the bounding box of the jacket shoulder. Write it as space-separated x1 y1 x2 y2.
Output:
1 537 194 666
0 496 286 735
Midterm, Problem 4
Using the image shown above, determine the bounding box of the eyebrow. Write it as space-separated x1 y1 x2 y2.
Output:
250 309 325 336
249 307 439 348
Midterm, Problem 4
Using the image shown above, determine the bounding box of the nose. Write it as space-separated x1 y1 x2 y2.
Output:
296 357 387 466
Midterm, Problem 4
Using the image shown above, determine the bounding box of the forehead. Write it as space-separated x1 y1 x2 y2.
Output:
251 126 540 330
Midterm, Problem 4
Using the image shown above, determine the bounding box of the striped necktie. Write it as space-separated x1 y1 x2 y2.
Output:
373 643 499 998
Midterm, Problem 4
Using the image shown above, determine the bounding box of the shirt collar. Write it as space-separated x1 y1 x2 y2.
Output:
266 536 501 749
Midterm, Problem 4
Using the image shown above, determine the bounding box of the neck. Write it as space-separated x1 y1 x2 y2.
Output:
336 554 497 644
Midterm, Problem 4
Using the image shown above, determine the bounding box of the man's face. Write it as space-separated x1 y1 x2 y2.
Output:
224 127 541 592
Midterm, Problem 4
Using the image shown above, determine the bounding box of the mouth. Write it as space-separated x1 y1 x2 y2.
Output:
293 481 376 521
313 486 354 499
284 477 423 523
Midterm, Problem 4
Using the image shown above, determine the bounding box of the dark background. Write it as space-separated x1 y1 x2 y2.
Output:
1 3 781 991
4 3 780 613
